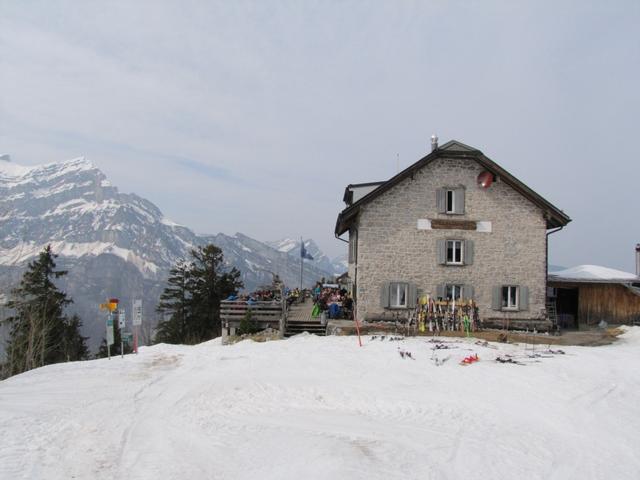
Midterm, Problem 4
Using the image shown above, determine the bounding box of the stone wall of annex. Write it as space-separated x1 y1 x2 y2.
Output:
353 156 548 326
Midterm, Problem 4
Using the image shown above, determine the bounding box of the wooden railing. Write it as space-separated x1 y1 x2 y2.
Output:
220 300 286 340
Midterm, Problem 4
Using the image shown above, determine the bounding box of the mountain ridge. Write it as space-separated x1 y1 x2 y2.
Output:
0 156 343 349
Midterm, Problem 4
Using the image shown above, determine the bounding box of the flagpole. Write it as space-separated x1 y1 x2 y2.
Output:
300 237 303 290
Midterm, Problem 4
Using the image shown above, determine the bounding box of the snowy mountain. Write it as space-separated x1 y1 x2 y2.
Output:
267 238 347 276
0 156 334 349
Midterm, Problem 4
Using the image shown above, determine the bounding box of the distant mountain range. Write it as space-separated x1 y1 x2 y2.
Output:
0 155 345 350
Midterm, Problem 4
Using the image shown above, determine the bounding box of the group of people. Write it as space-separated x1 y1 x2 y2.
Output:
311 283 353 320
224 282 354 322
225 288 282 305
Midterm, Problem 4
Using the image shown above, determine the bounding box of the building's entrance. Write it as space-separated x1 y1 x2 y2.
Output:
555 287 579 329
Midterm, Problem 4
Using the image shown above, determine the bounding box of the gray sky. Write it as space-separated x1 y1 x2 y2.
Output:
1 1 639 270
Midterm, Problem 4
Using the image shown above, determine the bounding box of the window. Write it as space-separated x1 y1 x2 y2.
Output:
445 284 463 301
390 282 408 308
502 286 519 309
446 189 455 213
446 240 463 264
437 187 465 215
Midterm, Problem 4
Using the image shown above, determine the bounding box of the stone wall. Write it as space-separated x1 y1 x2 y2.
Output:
352 156 548 327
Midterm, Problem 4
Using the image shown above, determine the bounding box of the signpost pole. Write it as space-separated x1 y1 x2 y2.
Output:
119 308 125 359
133 299 142 354
101 299 118 360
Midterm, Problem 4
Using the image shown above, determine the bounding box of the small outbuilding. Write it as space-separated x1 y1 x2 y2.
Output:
548 265 640 328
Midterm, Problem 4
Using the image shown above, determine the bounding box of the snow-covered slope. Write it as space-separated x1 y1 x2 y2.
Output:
1 330 640 479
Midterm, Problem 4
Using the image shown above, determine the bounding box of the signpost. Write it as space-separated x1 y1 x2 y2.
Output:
118 309 126 358
133 299 142 354
106 314 114 359
100 299 119 360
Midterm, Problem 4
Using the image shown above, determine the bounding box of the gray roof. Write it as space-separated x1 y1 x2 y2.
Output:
335 140 571 235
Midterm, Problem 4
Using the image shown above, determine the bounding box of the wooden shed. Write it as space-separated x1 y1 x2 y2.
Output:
548 265 640 328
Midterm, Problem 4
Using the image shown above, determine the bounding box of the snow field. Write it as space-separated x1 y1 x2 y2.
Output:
1 330 640 480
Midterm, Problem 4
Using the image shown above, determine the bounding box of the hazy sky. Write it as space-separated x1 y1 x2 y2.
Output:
1 1 638 270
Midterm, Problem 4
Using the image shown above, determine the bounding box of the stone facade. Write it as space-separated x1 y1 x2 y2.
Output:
350 156 549 328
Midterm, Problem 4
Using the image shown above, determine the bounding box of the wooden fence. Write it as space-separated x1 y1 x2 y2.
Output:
220 300 286 341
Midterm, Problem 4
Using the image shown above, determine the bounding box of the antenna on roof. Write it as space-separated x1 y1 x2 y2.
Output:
431 135 438 152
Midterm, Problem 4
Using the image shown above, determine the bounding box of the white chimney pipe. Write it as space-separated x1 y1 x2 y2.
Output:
431 135 438 152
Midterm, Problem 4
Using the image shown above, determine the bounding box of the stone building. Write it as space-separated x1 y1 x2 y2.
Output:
334 139 571 329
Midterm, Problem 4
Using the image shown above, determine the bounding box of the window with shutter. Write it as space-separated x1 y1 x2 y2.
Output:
501 285 519 310
445 284 463 301
446 240 463 265
445 189 455 213
389 282 409 308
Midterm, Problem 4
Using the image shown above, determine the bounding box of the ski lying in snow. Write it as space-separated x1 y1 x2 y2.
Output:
474 340 498 350
496 356 525 365
459 353 479 366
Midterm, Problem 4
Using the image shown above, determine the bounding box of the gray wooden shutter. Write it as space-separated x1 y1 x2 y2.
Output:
348 228 357 264
463 284 475 301
492 286 502 310
436 188 446 213
407 283 418 308
464 239 474 265
519 286 529 311
436 283 445 299
436 239 446 264
380 282 390 308
454 188 465 214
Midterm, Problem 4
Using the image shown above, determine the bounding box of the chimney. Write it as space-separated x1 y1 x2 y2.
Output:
431 135 438 152
636 243 640 277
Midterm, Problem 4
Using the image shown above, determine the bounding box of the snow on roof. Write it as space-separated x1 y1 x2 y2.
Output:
550 264 639 282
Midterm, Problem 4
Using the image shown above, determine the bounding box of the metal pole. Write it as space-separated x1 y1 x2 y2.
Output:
299 237 304 290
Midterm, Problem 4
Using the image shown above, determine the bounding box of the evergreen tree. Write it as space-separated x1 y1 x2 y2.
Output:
155 244 242 344
190 244 243 340
6 245 87 375
155 260 194 343
61 314 90 362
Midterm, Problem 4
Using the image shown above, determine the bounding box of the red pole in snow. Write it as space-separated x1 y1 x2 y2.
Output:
354 303 362 347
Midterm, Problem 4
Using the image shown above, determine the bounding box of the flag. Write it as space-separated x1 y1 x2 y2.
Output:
300 242 314 260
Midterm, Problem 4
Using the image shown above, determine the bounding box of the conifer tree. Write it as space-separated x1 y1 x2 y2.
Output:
190 244 243 340
61 314 90 362
6 245 88 375
155 260 193 343
155 244 242 344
